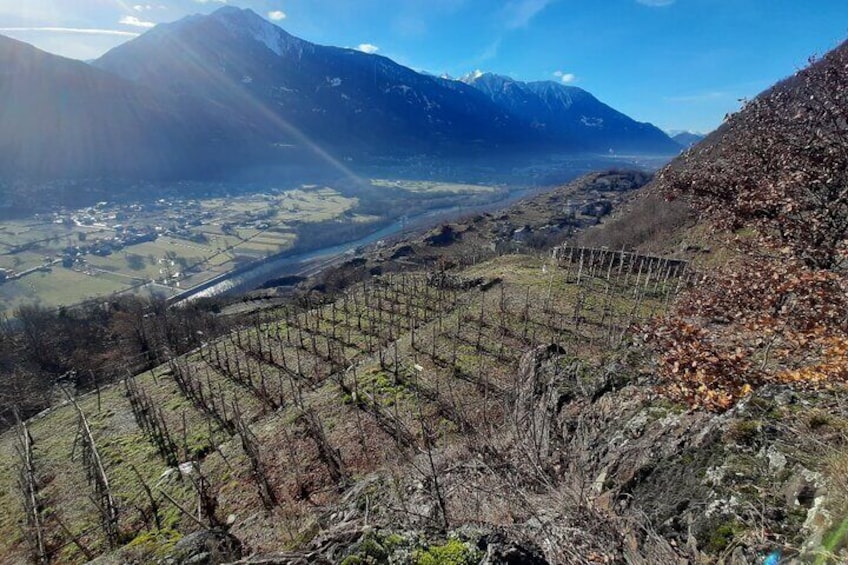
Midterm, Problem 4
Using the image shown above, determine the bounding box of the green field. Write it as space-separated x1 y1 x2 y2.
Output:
0 186 360 315
0 267 145 309
0 180 501 315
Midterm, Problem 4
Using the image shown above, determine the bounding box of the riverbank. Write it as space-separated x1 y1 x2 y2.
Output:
170 183 547 304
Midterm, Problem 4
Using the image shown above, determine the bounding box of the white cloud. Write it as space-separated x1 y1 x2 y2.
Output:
119 15 156 28
267 10 286 21
0 27 140 37
193 0 227 3
553 70 576 83
502 0 555 29
357 43 379 54
636 0 675 6
133 4 152 11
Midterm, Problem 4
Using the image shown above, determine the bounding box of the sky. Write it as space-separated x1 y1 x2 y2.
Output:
0 0 846 133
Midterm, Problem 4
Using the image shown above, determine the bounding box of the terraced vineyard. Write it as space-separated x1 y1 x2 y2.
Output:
0 247 689 563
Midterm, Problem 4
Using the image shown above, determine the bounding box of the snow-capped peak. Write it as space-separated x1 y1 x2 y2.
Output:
460 69 486 83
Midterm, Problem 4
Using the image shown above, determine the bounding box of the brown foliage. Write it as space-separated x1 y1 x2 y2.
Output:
645 257 848 410
647 43 848 410
646 319 753 410
660 44 848 270
578 192 693 252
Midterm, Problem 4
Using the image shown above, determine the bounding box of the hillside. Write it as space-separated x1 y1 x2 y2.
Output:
0 35 261 182
580 39 848 394
575 38 848 556
0 175 697 563
2 162 847 564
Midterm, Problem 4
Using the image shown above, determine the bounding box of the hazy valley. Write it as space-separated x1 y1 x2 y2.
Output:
0 6 679 314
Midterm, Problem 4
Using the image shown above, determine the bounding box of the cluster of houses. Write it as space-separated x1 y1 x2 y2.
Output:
60 229 159 267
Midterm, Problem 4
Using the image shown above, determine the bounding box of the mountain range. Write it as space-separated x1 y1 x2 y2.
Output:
668 130 706 148
458 71 676 152
0 6 681 183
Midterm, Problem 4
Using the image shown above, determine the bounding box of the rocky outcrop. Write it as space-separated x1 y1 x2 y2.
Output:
165 529 244 564
504 347 844 563
227 348 841 564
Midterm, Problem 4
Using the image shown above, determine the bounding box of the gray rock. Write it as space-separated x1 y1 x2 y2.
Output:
164 529 243 565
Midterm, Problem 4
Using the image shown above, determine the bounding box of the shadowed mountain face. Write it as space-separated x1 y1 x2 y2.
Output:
0 6 678 185
0 34 264 181
460 72 681 154
94 7 678 157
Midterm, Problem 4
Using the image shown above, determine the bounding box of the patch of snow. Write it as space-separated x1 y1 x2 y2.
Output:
327 77 342 87
421 95 438 110
581 116 604 128
219 14 286 56
459 69 486 82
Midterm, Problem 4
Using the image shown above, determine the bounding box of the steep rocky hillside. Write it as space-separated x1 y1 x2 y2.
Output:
574 38 848 562
582 39 848 407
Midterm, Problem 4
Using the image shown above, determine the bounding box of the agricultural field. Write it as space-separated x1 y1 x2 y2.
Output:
0 245 688 563
0 180 502 315
370 179 499 195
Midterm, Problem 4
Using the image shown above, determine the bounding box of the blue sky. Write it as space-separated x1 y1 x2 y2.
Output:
0 0 846 133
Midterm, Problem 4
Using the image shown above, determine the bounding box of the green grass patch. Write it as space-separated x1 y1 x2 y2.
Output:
413 538 484 565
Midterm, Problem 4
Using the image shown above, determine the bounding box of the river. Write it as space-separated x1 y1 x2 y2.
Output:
172 185 543 304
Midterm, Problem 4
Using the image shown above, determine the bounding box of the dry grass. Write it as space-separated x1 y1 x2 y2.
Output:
0 247 689 562
577 190 694 255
